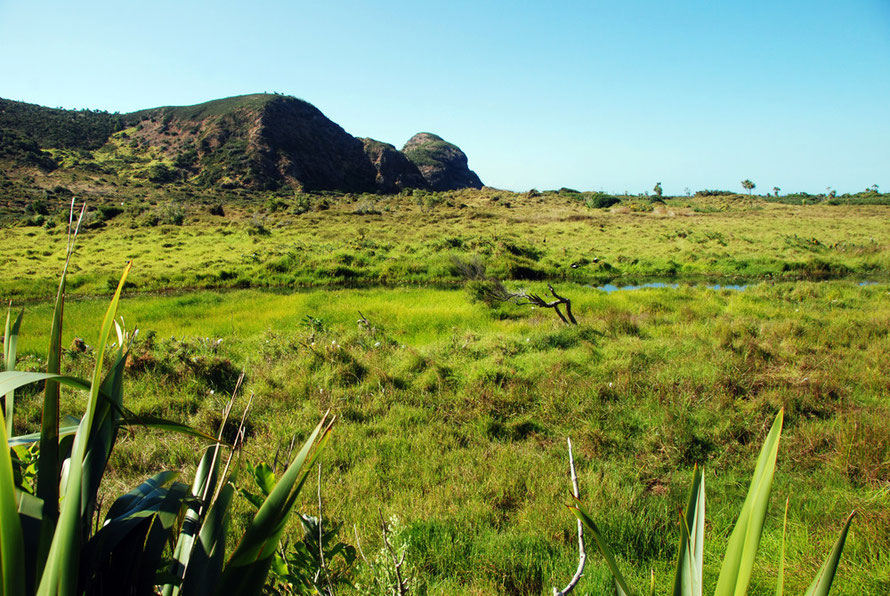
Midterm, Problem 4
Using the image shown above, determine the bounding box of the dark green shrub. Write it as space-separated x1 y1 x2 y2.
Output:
586 194 620 209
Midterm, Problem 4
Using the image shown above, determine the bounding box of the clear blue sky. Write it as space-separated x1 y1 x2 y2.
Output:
2 0 888 194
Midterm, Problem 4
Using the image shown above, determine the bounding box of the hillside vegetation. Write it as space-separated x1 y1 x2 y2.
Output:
1 94 888 595
0 94 483 193
0 187 887 301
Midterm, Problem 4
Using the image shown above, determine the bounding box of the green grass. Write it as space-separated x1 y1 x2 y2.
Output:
2 169 888 593
9 280 889 594
1 191 888 300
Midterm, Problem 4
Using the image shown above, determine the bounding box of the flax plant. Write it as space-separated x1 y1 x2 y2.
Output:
1 204 334 595
569 410 855 595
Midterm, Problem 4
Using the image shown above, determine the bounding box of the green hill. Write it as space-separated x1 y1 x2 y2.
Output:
0 94 483 195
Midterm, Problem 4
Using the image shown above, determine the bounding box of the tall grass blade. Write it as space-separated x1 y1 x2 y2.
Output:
163 445 223 596
715 409 784 596
179 481 235 596
803 511 855 596
0 372 91 396
673 465 704 596
80 348 127 532
776 498 788 596
3 306 24 435
568 503 636 596
37 201 81 577
0 404 26 596
217 414 334 595
37 261 132 596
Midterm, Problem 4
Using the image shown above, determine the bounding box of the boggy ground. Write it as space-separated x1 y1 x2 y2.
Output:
1 189 888 301
10 278 890 595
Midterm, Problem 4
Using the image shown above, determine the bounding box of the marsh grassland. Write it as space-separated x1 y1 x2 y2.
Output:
3 190 889 594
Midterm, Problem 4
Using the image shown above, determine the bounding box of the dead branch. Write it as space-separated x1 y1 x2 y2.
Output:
453 256 579 325
512 284 578 325
554 438 586 595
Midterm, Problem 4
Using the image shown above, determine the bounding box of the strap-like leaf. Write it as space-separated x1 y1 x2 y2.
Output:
569 502 636 596
80 350 127 530
803 511 856 596
673 465 704 596
162 446 223 596
4 307 24 435
123 415 223 444
0 405 26 596
715 409 784 596
82 480 189 595
37 263 68 578
37 261 132 596
8 417 80 447
217 415 334 595
0 371 91 397
105 471 179 522
15 489 44 522
180 482 235 596
776 498 789 596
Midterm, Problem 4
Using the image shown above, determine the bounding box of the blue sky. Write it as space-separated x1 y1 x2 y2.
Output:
1 0 888 194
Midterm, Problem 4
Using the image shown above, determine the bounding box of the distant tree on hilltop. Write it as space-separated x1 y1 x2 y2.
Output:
741 179 756 195
653 182 663 197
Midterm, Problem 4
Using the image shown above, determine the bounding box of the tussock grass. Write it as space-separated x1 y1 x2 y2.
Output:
10 280 889 594
1 192 888 300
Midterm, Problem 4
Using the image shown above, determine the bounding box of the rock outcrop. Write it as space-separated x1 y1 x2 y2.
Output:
361 138 428 192
401 132 483 191
125 94 380 192
1 94 486 194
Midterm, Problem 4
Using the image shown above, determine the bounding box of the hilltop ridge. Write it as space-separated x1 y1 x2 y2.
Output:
0 93 483 194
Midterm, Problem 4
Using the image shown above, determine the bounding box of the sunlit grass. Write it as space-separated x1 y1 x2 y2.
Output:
9 280 889 594
3 193 888 301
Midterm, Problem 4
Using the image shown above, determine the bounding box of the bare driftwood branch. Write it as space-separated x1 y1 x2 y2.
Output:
453 257 579 325
554 438 586 595
512 283 578 325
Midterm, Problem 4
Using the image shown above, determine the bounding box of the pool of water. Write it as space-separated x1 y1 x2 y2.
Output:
586 280 881 293
587 282 748 293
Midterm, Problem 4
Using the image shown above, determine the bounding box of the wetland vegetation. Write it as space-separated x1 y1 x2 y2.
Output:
2 186 889 595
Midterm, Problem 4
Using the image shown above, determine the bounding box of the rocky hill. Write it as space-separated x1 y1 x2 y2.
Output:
402 132 483 191
0 94 483 194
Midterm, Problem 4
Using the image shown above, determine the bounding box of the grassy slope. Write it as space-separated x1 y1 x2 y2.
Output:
3 175 889 593
1 190 888 301
122 93 277 123
10 279 890 595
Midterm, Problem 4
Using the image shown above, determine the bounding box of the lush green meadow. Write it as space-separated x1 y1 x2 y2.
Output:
8 279 889 594
3 193 889 594
1 190 888 300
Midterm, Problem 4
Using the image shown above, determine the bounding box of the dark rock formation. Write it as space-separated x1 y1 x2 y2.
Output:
401 132 483 191
361 138 429 192
1 94 485 194
126 94 380 192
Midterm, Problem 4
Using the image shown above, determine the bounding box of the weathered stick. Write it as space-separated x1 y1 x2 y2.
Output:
554 438 586 595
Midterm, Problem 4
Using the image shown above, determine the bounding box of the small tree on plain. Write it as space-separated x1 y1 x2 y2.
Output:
741 179 756 195
653 182 663 197
773 186 780 197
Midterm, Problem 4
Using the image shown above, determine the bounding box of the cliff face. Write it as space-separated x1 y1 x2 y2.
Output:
401 132 483 191
251 96 379 192
124 95 380 191
361 138 429 192
0 94 484 193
